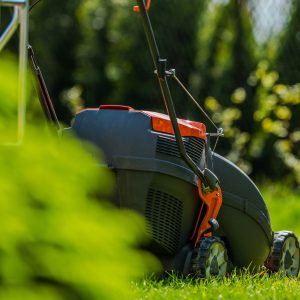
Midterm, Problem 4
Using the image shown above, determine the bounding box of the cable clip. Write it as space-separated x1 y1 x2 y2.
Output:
154 59 175 79
166 68 175 77
217 128 224 137
157 58 167 79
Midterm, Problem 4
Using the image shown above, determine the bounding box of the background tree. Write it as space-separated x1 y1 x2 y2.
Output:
105 0 207 115
276 0 300 85
276 0 300 131
75 0 113 108
195 0 256 135
30 0 81 122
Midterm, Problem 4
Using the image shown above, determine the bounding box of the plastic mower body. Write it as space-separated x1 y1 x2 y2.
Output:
65 104 273 275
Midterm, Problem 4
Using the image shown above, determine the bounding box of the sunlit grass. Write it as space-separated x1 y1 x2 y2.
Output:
134 271 300 300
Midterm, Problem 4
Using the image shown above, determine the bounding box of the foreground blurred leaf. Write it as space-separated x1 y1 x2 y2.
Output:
0 56 160 300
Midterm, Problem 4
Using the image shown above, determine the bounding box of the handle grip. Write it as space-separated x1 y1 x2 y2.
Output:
133 0 151 12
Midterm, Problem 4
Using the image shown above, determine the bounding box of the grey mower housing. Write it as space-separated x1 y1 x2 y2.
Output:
65 106 273 272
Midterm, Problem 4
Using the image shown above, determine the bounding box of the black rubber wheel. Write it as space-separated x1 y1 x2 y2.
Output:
190 236 229 278
265 231 300 277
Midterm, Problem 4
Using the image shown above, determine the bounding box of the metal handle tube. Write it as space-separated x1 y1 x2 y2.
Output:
136 0 160 69
0 0 29 144
0 7 19 52
0 0 27 5
158 77 206 178
17 1 28 142
28 45 61 130
136 0 207 183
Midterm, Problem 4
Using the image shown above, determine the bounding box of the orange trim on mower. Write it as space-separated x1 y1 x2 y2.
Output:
133 0 151 12
143 111 207 139
192 182 223 246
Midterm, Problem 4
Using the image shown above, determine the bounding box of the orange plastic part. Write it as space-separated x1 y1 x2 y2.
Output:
133 0 151 12
143 111 206 139
192 182 223 247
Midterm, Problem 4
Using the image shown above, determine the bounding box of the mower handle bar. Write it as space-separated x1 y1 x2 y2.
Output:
0 0 28 56
0 6 19 52
0 0 27 5
0 0 29 144
135 0 219 190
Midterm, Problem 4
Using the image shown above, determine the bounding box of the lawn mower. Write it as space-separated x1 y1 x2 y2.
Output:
1 0 300 277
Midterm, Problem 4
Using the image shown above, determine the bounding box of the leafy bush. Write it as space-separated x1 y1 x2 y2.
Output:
0 57 159 299
205 60 300 183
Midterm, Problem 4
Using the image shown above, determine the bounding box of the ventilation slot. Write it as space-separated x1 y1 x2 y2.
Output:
156 135 205 165
145 188 183 254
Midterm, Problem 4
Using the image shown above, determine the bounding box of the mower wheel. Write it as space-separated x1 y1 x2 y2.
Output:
265 231 300 277
190 236 229 278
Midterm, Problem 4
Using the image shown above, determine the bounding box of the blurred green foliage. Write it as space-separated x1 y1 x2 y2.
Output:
205 61 300 183
276 0 300 85
0 57 159 299
262 183 300 237
0 56 18 122
1 0 300 182
195 0 256 130
74 0 113 107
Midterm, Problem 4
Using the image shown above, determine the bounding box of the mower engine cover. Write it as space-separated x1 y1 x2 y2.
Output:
65 104 272 271
66 105 206 266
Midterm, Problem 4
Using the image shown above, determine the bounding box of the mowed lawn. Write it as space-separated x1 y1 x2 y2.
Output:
134 183 300 300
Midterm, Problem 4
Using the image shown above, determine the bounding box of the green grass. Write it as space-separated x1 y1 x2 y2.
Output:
134 273 300 300
262 183 300 237
133 184 300 300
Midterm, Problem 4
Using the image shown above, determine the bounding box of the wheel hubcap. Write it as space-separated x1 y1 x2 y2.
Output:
280 236 300 276
206 242 227 277
284 251 293 269
210 256 219 275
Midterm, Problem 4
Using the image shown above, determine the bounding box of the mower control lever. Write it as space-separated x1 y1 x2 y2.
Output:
203 168 219 192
